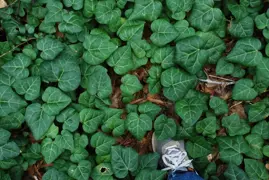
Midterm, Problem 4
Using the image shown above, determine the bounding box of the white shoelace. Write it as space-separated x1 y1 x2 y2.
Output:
162 145 193 171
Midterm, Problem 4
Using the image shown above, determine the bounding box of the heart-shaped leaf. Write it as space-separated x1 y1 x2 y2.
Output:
161 67 197 101
154 114 176 140
126 113 152 140
111 145 138 178
68 160 92 180
175 36 208 74
232 79 258 100
150 19 178 46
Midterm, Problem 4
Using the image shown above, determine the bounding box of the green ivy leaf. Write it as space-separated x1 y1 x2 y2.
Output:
217 136 250 165
129 39 151 58
0 71 15 86
174 20 195 41
58 12 84 34
175 36 208 74
263 145 269 157
79 108 104 133
12 76 41 101
117 20 145 41
150 19 178 46
166 0 194 20
41 138 62 163
175 97 204 126
209 96 228 115
0 85 27 117
120 74 142 96
43 168 69 180
42 87 71 116
251 120 269 139
83 0 97 18
0 128 11 146
86 65 112 99
37 36 64 61
245 134 264 159
0 159 17 170
56 108 79 132
146 65 162 94
224 164 249 180
244 159 269 180
2 53 31 79
83 34 118 65
25 103 55 140
232 79 258 100
0 142 20 161
44 1 63 23
186 137 212 158
228 2 248 20
196 117 217 137
174 125 196 140
41 53 81 92
188 0 224 32
151 46 175 69
255 12 269 30
92 163 113 180
45 123 59 139
95 0 121 25
22 143 42 160
68 160 92 180
63 0 83 10
255 57 269 92
161 67 197 101
0 112 24 130
154 114 176 140
101 108 125 137
129 0 162 21
138 102 161 119
226 37 262 66
134 153 160 175
197 32 226 64
107 45 134 75
90 132 115 156
39 21 56 34
0 42 12 63
55 130 74 151
248 102 267 122
126 113 152 140
136 169 166 180
228 16 254 38
222 114 250 136
216 58 234 75
70 147 89 163
111 145 138 178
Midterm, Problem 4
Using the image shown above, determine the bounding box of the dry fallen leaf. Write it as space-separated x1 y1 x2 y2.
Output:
0 0 7 8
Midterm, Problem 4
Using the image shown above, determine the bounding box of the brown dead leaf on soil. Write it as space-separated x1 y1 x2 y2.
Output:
117 131 153 155
229 101 247 119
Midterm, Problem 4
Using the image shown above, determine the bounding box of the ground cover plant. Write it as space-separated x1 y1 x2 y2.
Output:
0 0 269 179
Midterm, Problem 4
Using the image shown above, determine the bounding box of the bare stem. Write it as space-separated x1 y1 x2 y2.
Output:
0 37 36 58
199 79 235 85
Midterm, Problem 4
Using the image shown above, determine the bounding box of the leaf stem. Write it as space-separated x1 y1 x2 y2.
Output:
0 37 36 58
199 79 235 85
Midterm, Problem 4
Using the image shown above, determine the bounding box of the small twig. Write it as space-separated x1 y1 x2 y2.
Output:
199 79 235 85
208 74 234 82
129 98 146 105
147 96 172 107
0 37 36 58
229 101 243 109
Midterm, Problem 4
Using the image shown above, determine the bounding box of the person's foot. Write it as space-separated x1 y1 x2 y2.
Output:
152 133 193 172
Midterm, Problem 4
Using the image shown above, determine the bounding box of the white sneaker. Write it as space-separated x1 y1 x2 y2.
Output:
152 133 193 172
